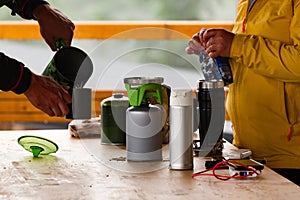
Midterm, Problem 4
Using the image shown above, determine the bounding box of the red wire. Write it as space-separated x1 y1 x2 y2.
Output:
192 160 260 181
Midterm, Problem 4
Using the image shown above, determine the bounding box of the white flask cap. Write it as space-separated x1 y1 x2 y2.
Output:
170 89 193 106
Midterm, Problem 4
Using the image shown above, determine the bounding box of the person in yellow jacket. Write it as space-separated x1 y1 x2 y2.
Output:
186 0 300 185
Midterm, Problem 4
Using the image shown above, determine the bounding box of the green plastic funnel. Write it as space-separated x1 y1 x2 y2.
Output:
18 135 59 157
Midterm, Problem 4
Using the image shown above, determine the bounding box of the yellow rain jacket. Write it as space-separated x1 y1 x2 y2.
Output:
228 0 300 168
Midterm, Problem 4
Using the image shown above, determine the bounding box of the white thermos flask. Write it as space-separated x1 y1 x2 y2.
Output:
169 89 193 170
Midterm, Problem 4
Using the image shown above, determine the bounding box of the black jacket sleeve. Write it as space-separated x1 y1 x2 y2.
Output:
5 0 49 19
0 0 48 94
0 53 32 94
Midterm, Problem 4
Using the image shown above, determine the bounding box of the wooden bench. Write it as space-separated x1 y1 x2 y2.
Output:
0 90 115 125
0 89 229 122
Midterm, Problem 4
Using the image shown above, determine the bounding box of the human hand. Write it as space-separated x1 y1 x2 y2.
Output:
33 4 75 51
185 32 205 55
24 73 72 117
198 28 234 58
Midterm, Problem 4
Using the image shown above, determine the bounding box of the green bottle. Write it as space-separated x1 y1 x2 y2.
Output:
101 93 129 145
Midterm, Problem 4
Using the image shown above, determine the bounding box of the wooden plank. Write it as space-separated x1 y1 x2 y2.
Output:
0 113 70 123
1 130 300 199
0 21 234 40
0 90 117 122
0 91 27 99
0 89 230 123
0 100 38 113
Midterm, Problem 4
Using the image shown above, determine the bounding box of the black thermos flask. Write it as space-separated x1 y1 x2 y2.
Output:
196 79 225 158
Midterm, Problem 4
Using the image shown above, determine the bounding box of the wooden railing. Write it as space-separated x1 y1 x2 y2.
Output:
0 90 114 123
0 21 233 40
0 21 233 123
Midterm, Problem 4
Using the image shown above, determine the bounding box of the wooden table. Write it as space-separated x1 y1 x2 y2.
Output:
0 129 299 200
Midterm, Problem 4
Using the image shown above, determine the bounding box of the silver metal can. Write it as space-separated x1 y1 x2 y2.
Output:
169 89 193 170
126 104 164 162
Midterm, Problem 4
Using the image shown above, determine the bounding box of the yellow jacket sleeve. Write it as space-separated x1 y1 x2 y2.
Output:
231 2 300 82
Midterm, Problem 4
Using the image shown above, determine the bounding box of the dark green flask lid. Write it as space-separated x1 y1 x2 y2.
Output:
18 135 59 157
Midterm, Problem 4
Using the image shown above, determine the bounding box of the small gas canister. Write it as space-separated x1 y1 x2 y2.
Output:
100 93 129 145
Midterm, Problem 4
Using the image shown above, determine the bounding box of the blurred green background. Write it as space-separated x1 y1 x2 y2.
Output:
0 0 236 130
0 0 236 21
0 0 237 90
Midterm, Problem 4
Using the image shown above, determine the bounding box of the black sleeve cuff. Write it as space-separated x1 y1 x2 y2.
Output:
12 66 32 94
5 0 49 19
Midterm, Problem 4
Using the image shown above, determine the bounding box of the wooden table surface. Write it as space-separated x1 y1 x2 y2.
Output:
0 129 299 200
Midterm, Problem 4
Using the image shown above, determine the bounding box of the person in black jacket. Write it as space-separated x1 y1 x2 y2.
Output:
0 0 74 117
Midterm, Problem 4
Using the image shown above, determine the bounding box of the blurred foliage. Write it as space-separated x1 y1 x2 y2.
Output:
0 0 237 75
0 0 236 21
